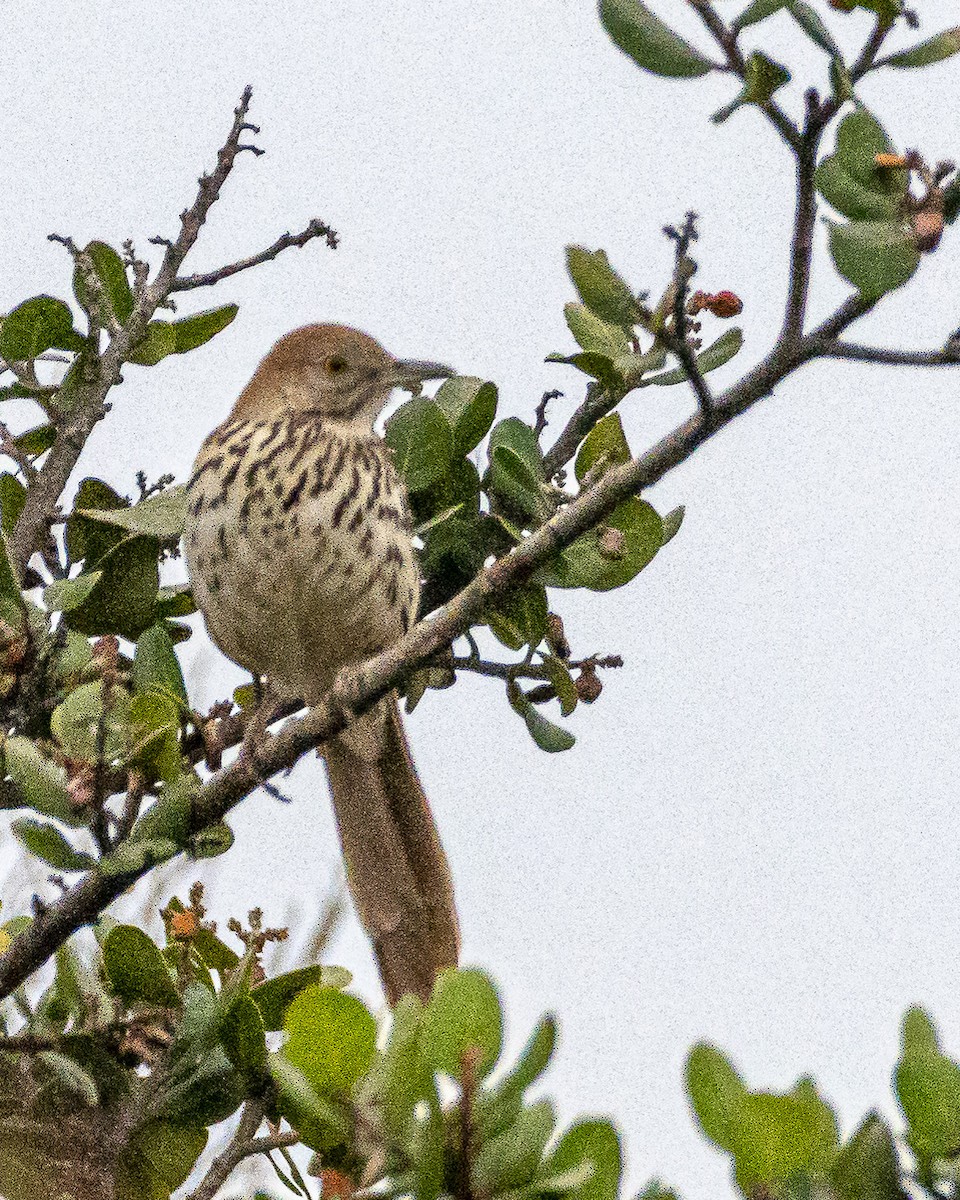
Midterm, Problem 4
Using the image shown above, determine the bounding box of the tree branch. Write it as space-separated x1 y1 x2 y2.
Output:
814 340 960 367
9 86 269 580
687 0 802 151
0 304 828 1000
171 217 339 292
186 1101 299 1200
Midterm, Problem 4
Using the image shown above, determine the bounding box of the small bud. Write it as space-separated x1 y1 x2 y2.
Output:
597 526 626 560
575 666 603 704
546 612 571 660
169 909 199 940
687 289 743 318
875 153 909 170
319 1170 355 1200
705 290 743 318
914 205 945 253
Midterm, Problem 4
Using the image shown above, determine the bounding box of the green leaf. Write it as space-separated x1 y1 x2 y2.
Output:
788 2 843 58
902 1006 939 1055
421 967 503 1079
79 485 187 541
155 582 196 619
121 1122 208 1198
488 417 549 522
221 993 268 1084
497 1014 558 1100
0 473 26 537
98 835 180 876
473 1100 557 1192
686 1045 838 1189
487 584 549 651
540 498 662 592
895 1007 960 1162
816 156 902 221
102 924 179 1007
62 534 161 640
566 247 639 328
66 477 129 566
511 690 577 752
575 413 631 484
542 1120 623 1200
128 320 177 366
543 656 579 717
134 622 187 703
834 108 905 195
129 692 182 784
712 51 791 124
734 0 788 30
270 1053 352 1151
646 329 743 386
832 1113 905 1200
0 295 83 360
73 242 134 323
50 679 132 762
434 376 498 455
944 178 960 226
599 0 714 78
828 220 920 299
171 304 238 353
15 424 56 457
44 571 103 614
2 735 79 825
12 818 95 872
546 351 626 390
885 28 960 69
252 964 351 1030
686 1043 748 1150
282 984 377 1095
661 505 685 545
37 1050 99 1105
0 536 24 632
564 304 631 358
384 397 454 493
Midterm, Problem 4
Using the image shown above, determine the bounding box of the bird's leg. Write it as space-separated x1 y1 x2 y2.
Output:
237 676 287 777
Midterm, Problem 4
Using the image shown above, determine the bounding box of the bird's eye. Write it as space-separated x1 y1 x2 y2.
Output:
326 355 348 375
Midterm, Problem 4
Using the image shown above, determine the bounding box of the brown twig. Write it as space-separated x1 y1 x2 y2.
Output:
186 1101 299 1200
10 86 269 580
171 217 339 292
661 213 716 421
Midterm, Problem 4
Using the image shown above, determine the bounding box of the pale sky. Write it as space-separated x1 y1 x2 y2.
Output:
4 2 960 1197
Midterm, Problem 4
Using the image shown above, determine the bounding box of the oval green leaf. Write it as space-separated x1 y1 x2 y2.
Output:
102 924 179 1007
282 984 377 1096
384 397 454 493
828 220 920 299
599 0 714 78
421 967 503 1080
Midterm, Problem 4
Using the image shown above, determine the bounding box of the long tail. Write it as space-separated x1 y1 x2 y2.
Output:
322 695 460 1005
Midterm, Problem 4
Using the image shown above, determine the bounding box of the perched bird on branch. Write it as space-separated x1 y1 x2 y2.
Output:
184 324 460 1004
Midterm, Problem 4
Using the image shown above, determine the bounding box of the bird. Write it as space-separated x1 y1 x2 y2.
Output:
183 323 460 1005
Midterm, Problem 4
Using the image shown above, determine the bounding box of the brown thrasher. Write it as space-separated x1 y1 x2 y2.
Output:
184 324 460 1004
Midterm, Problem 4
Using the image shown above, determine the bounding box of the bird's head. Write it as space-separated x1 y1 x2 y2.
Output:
231 323 454 428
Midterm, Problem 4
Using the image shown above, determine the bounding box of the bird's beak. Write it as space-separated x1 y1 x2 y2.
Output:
390 358 456 391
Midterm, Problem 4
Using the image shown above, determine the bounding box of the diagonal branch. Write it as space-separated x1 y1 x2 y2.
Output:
171 218 339 292
0 309 829 1001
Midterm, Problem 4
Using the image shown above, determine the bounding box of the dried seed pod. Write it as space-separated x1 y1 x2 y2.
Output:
575 665 603 704
546 612 571 660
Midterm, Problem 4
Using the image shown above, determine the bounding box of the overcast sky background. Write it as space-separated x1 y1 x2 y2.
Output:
4 1 960 1196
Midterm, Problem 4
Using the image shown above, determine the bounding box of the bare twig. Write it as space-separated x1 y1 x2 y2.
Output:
171 217 339 292
687 1 802 151
187 1101 299 1200
815 340 960 367
662 213 716 420
10 86 272 580
534 390 561 438
543 382 617 479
